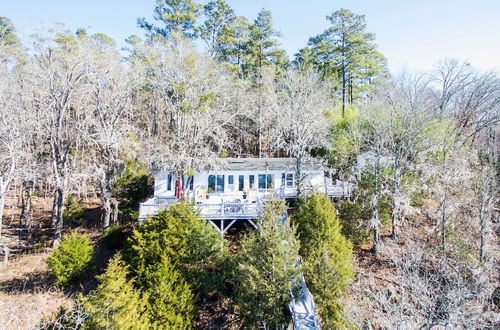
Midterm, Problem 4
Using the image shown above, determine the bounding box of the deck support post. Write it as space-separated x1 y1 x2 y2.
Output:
247 219 258 230
208 219 220 233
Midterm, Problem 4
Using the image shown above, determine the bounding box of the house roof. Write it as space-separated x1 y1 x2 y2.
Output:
206 158 325 171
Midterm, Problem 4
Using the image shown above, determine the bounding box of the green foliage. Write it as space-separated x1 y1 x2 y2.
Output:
296 8 387 110
236 201 302 328
126 201 225 295
91 32 117 48
221 15 251 73
47 232 94 286
199 0 237 60
138 0 200 39
357 171 393 229
141 256 195 329
0 17 20 46
444 225 476 263
63 194 85 227
409 189 431 208
337 200 371 247
245 9 289 77
115 159 153 221
101 224 128 251
294 193 353 328
83 254 150 329
329 107 362 173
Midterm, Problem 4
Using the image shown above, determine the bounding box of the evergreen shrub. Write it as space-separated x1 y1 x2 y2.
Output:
63 194 85 227
83 254 150 329
126 201 225 295
47 232 94 286
294 192 353 328
236 201 302 328
102 224 127 250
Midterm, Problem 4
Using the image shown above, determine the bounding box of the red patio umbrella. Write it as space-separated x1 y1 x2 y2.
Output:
176 179 182 200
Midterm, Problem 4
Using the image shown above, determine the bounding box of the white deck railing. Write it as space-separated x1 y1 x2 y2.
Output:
139 201 260 220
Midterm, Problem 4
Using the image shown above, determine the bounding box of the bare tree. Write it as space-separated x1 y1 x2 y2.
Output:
273 69 333 194
31 27 89 242
378 73 435 239
83 37 135 229
132 36 246 182
0 44 30 235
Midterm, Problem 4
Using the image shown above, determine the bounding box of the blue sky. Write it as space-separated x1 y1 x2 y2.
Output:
2 0 499 73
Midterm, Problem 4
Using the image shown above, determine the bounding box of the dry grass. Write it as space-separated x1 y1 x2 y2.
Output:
0 251 72 330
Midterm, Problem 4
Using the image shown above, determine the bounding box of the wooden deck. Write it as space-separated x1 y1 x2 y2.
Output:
138 201 261 221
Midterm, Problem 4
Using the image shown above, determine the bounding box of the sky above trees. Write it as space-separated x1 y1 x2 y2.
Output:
2 0 499 73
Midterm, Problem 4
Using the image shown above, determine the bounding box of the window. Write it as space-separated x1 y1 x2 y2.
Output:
249 175 255 189
238 175 244 191
286 173 294 187
216 175 224 192
208 175 225 193
167 174 172 191
258 174 274 189
258 174 266 189
267 174 274 188
228 175 234 185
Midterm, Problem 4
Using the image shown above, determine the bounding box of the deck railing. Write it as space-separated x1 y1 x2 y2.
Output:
139 201 260 220
197 202 259 217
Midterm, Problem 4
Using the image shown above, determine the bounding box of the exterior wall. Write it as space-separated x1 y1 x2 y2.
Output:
154 169 326 202
154 173 177 197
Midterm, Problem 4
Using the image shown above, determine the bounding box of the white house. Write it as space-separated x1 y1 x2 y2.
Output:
355 151 395 173
139 158 353 231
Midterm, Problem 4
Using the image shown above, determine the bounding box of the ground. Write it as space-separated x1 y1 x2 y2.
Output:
0 196 105 330
0 251 71 329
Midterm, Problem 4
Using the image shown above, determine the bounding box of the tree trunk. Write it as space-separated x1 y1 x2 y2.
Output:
102 196 111 229
390 190 399 239
51 190 58 228
0 191 5 238
478 203 485 263
296 156 303 197
341 65 346 117
26 184 32 228
372 225 379 255
53 186 65 243
111 199 119 224
20 184 26 227
371 154 381 255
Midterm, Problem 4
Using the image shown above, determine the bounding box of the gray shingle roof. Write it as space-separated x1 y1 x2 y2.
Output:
206 158 325 171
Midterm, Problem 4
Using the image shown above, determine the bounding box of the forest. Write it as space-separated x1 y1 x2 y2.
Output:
0 0 498 329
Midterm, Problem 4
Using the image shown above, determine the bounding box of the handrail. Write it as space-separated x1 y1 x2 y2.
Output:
139 201 260 220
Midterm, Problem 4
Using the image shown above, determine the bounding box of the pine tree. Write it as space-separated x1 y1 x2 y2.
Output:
236 201 302 328
294 192 353 328
127 201 225 295
295 8 387 116
138 0 200 39
141 256 195 329
0 17 20 46
245 9 289 77
199 0 236 59
83 254 150 330
222 16 251 75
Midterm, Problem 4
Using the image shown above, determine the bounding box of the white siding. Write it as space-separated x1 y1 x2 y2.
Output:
154 168 327 203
